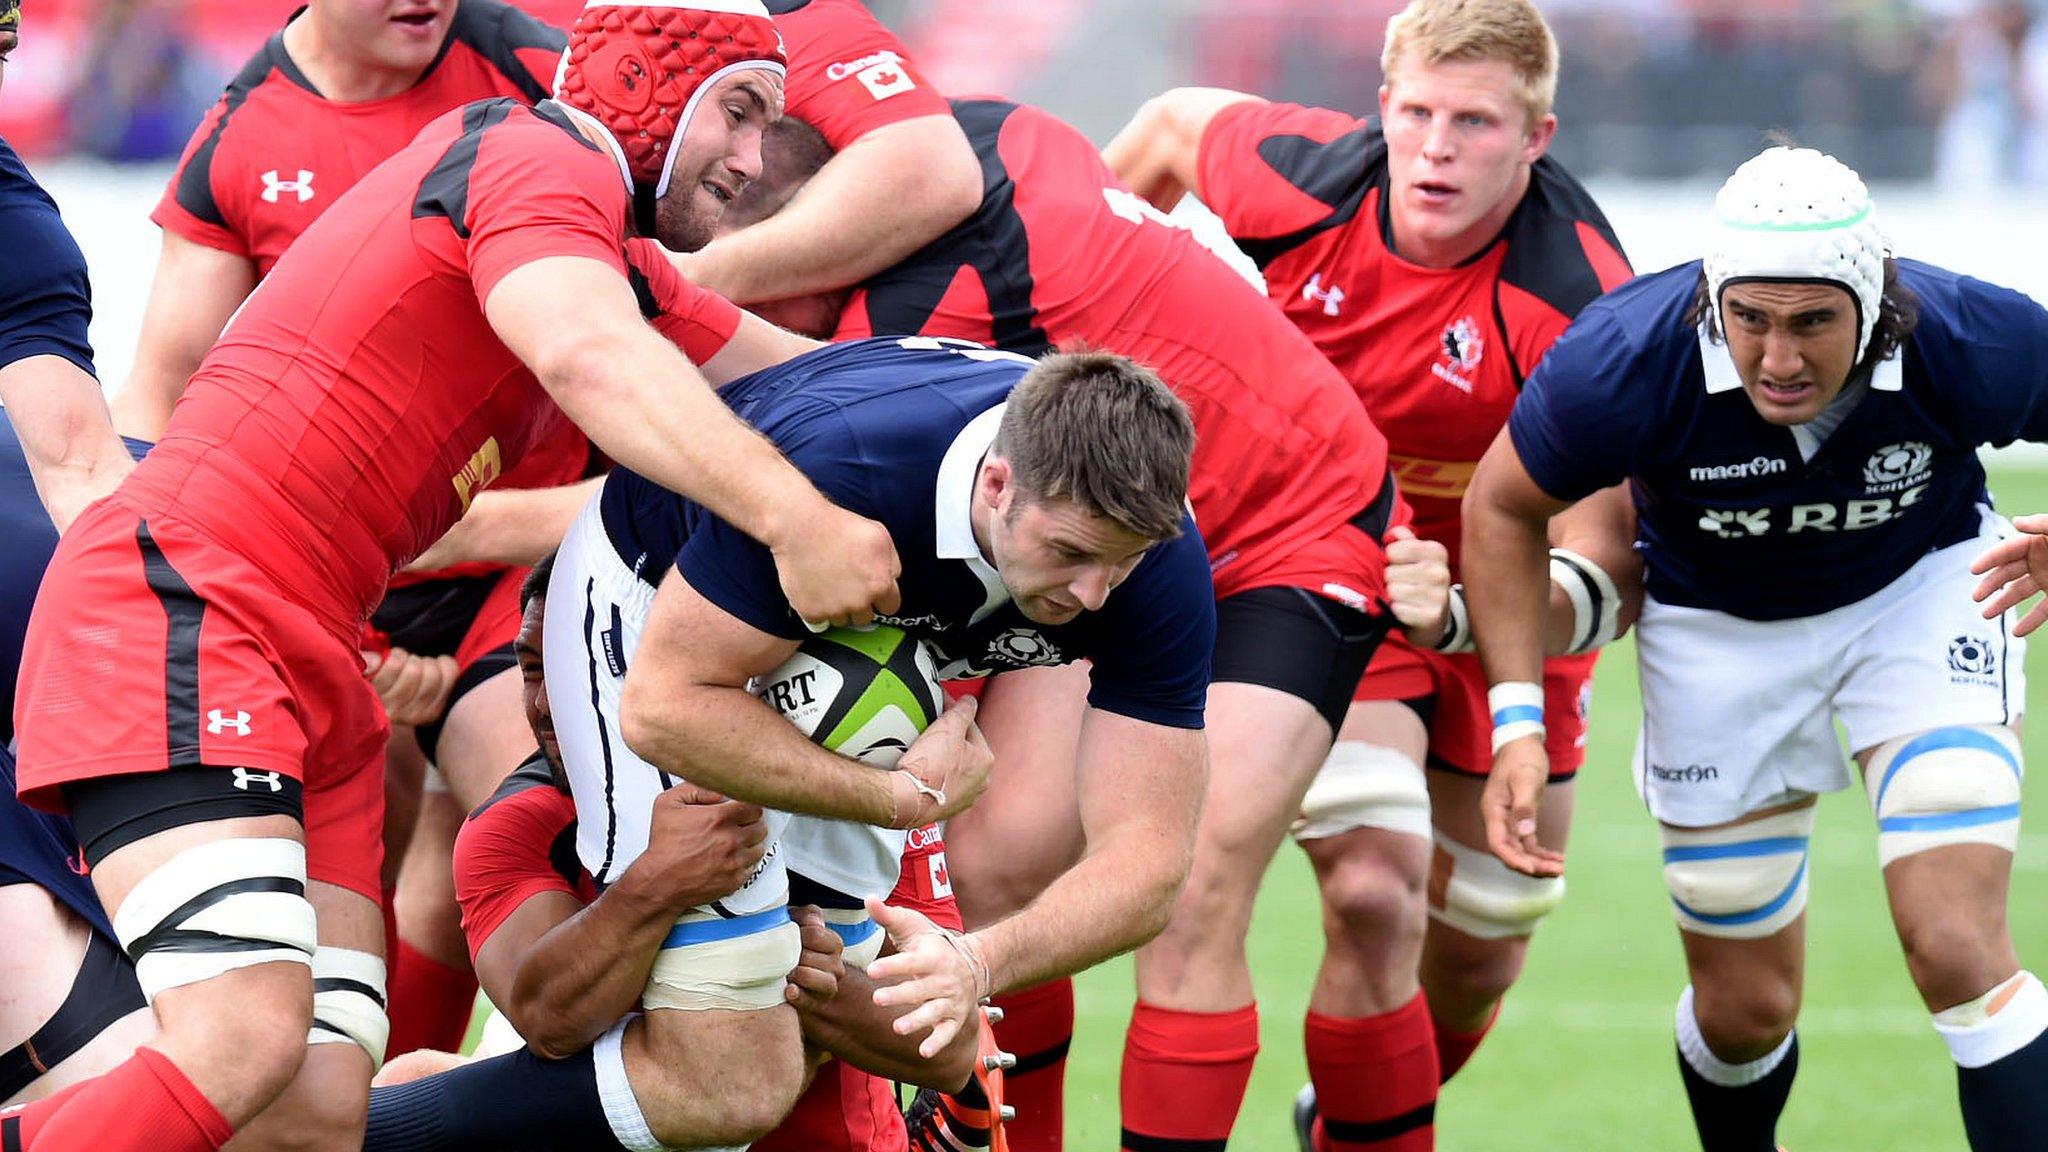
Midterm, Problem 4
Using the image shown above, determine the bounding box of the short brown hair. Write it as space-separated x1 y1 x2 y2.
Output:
993 350 1196 542
1381 0 1560 123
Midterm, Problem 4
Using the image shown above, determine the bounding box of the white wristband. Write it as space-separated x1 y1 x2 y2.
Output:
1488 681 1545 754
1429 584 1476 655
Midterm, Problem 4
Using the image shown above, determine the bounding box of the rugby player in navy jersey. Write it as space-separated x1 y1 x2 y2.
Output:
1464 146 2048 1152
530 330 1212 1147
0 0 134 532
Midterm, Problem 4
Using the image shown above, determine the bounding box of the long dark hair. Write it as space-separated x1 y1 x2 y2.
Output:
1686 258 1920 377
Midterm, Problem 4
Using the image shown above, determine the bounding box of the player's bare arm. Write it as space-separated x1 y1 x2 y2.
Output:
1462 425 1571 877
1103 87 1261 211
0 357 131 533
696 308 827 385
1544 481 1643 649
485 254 902 627
945 708 1205 994
473 783 769 1057
109 231 256 439
677 114 982 304
618 564 990 827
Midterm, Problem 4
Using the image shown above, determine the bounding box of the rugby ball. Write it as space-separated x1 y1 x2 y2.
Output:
751 625 944 766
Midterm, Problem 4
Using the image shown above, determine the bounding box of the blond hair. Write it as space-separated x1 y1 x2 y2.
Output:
1381 0 1560 123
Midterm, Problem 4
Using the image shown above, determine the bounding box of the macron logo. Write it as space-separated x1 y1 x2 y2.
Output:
208 709 252 737
260 169 315 204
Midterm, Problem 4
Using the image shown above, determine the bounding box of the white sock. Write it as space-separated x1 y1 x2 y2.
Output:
1676 984 1795 1087
1934 971 2048 1069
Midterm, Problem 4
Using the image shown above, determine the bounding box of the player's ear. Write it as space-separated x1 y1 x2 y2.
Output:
1377 84 1392 121
1522 112 1558 163
977 454 1013 513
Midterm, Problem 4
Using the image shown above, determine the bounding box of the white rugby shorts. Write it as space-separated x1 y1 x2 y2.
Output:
546 499 799 1009
1633 512 2026 827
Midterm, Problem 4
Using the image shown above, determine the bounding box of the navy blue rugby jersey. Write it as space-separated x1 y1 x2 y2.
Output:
0 413 152 746
1510 259 2048 620
0 136 94 378
600 336 1216 728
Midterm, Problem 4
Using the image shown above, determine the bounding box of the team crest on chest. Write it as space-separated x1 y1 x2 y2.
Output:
1862 441 1933 493
1433 317 1484 394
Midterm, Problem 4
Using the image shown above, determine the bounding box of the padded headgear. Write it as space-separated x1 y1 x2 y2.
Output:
1705 146 1888 361
554 0 787 199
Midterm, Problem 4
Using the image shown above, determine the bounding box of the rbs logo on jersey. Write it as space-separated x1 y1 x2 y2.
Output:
1696 484 1928 538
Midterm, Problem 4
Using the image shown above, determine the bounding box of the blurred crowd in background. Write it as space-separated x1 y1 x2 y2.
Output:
5 0 2048 185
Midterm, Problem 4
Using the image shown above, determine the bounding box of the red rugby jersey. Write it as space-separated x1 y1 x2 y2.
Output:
1197 101 1633 569
122 100 638 639
769 0 949 150
152 0 588 524
455 753 948 1152
154 0 564 280
834 98 1401 603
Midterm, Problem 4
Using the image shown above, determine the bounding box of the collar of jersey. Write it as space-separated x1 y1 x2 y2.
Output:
1696 323 1902 394
935 403 1009 614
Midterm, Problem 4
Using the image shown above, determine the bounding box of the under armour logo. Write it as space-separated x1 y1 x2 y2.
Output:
208 708 253 736
1303 273 1345 317
230 767 282 792
260 169 315 204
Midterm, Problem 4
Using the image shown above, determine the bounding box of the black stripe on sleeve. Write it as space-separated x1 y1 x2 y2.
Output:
411 99 520 239
449 0 567 104
1118 1131 1228 1152
1233 123 1379 269
137 522 204 763
859 99 1053 356
173 38 285 227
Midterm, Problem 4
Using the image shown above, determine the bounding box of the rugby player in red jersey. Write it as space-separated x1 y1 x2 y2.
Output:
1108 2 1638 1147
108 0 585 1060
708 10 1460 1145
0 5 909 1152
366 552 987 1152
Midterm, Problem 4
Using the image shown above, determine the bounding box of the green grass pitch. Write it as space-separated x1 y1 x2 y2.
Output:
1058 465 2048 1151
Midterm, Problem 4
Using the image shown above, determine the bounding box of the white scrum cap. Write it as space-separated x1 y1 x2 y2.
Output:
1704 146 1888 361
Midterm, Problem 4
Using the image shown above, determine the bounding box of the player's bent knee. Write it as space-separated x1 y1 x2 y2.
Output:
308 946 389 1067
1659 806 1814 939
1294 741 1432 843
1317 842 1429 942
112 837 319 1002
1430 835 1566 940
1864 726 2023 867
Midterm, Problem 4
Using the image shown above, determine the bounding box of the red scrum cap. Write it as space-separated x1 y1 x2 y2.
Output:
553 0 787 201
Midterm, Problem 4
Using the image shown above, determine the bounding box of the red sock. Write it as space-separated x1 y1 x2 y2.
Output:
1306 996 1437 1152
1120 1001 1259 1152
1433 1004 1498 1083
990 978 1074 1152
385 940 479 1058
6 1047 233 1152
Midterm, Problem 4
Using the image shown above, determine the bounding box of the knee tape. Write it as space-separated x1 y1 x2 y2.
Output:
1429 835 1566 939
1293 741 1432 843
111 837 318 1000
642 915 801 1012
1550 547 1623 656
593 1016 669 1152
818 908 886 971
309 946 390 1067
1659 806 1815 939
1865 726 2023 867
